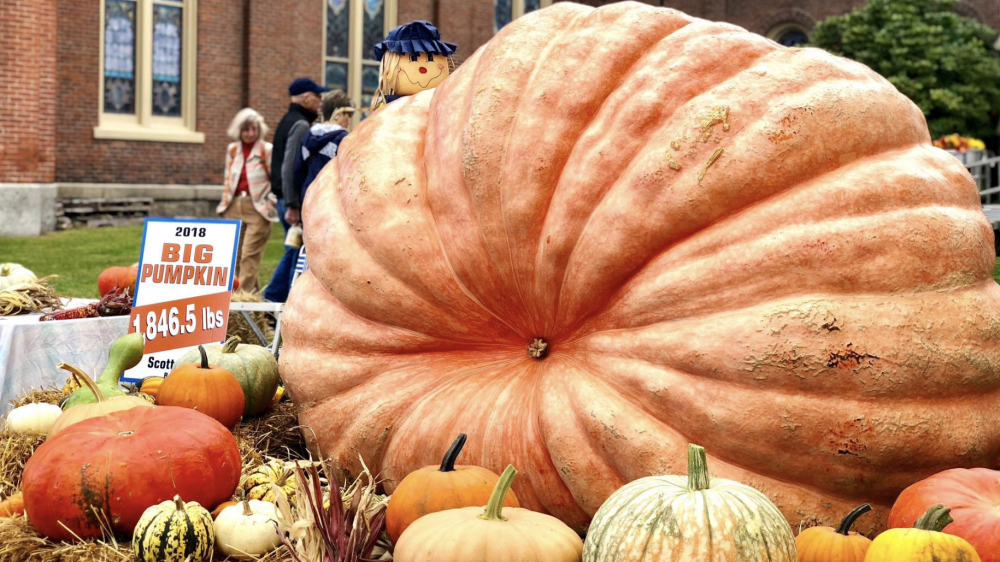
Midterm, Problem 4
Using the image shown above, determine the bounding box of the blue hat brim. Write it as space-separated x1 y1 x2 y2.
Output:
374 39 458 61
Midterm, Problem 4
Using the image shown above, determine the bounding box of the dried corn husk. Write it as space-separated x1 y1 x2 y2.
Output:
0 277 62 316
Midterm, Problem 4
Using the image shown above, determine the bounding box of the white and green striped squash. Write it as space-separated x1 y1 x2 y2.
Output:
132 495 214 562
178 336 279 417
583 444 797 562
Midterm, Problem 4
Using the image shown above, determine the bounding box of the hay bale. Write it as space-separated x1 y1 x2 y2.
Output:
233 401 304 464
228 290 274 346
0 432 44 499
11 387 64 409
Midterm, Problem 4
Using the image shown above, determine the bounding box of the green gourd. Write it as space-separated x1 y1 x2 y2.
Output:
62 332 145 409
177 336 279 417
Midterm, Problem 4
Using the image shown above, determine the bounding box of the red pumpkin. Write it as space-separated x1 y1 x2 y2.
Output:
21 406 241 541
279 2 1000 534
98 264 138 297
888 468 1000 560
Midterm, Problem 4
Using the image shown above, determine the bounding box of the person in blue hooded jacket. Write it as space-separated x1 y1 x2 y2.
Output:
293 90 356 208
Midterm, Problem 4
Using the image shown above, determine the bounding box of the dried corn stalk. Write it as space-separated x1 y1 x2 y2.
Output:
0 277 62 316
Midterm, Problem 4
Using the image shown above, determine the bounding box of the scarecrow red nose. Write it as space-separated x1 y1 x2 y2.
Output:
419 66 428 74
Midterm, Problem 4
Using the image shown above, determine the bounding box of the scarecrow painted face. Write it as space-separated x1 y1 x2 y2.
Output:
395 52 451 95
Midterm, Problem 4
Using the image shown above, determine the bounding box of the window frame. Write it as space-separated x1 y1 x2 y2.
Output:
766 22 811 48
95 0 204 143
322 0 398 127
496 0 553 34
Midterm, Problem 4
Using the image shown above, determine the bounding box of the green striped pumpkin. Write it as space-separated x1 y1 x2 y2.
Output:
583 445 797 562
178 336 279 417
132 495 214 562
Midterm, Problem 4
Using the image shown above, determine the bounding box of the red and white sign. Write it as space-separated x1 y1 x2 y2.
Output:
124 218 241 383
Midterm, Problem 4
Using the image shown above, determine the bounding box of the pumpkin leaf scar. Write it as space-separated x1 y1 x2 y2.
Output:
698 147 724 184
665 150 682 171
701 105 731 141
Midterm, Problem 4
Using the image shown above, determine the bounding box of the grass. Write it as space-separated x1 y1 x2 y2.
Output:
1 224 286 298
3 224 1000 297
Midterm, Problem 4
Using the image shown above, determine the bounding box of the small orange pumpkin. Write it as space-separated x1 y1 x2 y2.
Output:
156 345 245 429
0 492 25 518
386 433 519 542
796 503 872 561
211 500 238 519
97 264 138 297
138 377 164 402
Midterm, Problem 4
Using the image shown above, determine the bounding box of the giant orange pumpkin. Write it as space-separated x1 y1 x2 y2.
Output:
279 1 1000 534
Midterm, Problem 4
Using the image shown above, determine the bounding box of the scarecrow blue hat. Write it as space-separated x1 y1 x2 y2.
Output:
374 20 457 62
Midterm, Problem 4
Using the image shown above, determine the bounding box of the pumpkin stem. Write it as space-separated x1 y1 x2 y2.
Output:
836 504 872 535
687 444 711 492
0 264 9 276
528 338 549 359
173 495 185 511
914 504 953 532
222 336 241 354
242 497 253 517
274 468 294 487
58 363 104 403
479 464 517 522
197 345 209 369
440 434 467 472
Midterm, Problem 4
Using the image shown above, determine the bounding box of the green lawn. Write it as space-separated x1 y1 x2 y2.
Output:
1 225 286 298
3 225 1000 298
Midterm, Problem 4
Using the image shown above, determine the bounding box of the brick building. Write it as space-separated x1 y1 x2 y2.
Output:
2 0 998 235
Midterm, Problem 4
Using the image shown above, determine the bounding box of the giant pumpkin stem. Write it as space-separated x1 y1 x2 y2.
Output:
528 338 548 359
197 345 209 369
479 464 517 522
914 504 953 532
687 444 711 492
58 363 105 403
440 434 467 472
222 336 241 354
836 504 872 535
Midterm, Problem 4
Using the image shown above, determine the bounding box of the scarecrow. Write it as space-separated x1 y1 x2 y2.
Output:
371 20 457 112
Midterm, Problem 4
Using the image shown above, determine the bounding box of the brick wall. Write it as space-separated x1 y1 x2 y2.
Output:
56 0 245 185
247 0 324 142
0 0 57 184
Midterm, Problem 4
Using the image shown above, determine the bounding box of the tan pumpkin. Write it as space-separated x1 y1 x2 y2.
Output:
394 464 582 562
4 403 62 436
279 1 1000 534
242 461 296 503
0 264 36 291
48 364 153 437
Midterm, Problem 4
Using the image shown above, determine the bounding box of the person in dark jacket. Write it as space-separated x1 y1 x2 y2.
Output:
264 77 327 303
294 90 355 206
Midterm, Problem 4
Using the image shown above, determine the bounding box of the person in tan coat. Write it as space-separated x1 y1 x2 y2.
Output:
218 108 278 293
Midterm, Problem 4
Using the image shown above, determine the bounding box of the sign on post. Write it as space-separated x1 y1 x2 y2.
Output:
124 218 240 383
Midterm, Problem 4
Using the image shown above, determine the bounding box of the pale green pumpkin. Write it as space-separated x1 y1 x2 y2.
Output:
583 444 797 562
177 336 279 417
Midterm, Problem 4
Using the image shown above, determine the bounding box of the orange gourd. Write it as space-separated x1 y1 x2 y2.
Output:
156 345 245 429
279 1 1000 534
138 376 164 402
796 504 872 562
386 434 519 542
211 500 238 519
0 492 25 518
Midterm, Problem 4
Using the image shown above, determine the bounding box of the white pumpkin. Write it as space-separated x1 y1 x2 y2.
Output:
0 264 37 291
583 444 797 562
4 403 62 436
214 499 281 559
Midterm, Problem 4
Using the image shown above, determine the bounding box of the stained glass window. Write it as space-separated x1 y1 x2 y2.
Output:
362 0 385 62
103 0 136 114
327 0 350 58
151 4 183 117
495 0 513 32
326 62 349 93
361 64 380 119
524 0 540 13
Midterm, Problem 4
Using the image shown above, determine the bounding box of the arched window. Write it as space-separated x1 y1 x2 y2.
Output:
324 0 398 123
767 22 810 47
495 0 552 33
